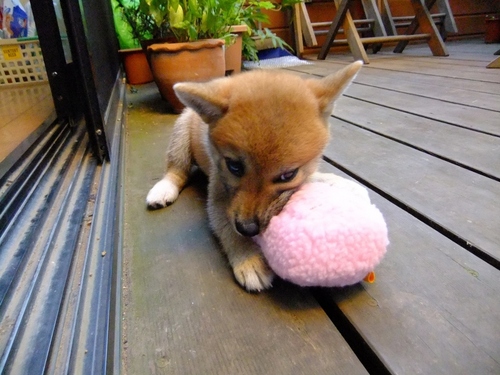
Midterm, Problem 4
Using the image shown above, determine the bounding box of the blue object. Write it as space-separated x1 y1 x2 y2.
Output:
257 48 294 60
11 5 28 38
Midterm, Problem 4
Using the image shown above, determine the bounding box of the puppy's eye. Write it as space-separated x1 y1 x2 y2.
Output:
225 158 245 177
274 168 298 183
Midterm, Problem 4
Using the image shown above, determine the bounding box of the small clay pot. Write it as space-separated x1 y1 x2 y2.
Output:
225 25 248 75
119 48 153 85
147 39 225 113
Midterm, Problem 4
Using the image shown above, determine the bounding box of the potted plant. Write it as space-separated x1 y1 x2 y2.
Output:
112 0 154 85
237 0 295 63
113 0 296 112
113 0 237 112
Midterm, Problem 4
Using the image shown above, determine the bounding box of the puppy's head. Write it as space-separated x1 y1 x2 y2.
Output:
174 61 362 237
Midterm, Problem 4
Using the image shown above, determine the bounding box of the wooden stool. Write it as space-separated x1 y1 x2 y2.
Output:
294 0 454 63
380 0 457 41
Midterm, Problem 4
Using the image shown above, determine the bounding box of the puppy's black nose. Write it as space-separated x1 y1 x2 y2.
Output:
235 219 260 237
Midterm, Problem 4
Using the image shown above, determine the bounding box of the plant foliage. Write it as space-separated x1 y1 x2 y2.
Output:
114 0 300 61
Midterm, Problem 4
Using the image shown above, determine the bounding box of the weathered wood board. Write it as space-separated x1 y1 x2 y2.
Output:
333 96 500 179
341 84 500 135
318 162 500 375
324 120 500 263
305 43 500 373
122 84 368 375
290 64 500 135
297 58 500 97
121 39 500 375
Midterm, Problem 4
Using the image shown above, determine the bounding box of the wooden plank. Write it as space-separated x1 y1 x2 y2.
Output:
350 49 500 67
312 19 376 28
289 60 497 109
315 27 373 36
293 3 306 55
391 12 445 22
382 38 500 62
361 52 499 68
341 54 500 82
347 73 500 111
359 59 500 82
291 59 500 100
341 4 370 63
290 60 500 110
122 84 369 375
435 39 500 58
323 120 500 264
308 43 500 83
343 84 500 136
333 96 500 179
316 162 500 375
309 38 500 64
298 2 318 48
330 33 431 45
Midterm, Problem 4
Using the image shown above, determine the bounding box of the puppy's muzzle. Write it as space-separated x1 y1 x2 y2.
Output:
235 218 260 237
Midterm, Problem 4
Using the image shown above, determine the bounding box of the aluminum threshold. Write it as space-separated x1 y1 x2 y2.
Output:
0 78 126 374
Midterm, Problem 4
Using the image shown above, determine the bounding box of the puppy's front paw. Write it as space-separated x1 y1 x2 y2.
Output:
146 179 180 209
232 254 275 292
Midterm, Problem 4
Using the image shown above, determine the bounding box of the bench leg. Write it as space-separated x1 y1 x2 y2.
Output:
318 0 370 63
318 0 352 60
436 0 458 34
343 7 370 62
361 0 387 53
394 0 448 56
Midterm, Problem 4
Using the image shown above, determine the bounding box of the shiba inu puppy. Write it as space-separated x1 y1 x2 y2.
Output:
146 61 362 292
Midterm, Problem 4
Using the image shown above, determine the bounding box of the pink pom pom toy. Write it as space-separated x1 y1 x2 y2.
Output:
254 173 389 287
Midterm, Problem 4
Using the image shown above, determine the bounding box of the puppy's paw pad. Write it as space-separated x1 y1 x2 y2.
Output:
146 179 180 209
233 256 274 292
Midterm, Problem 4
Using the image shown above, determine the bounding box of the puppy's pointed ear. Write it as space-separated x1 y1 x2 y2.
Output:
174 78 231 123
306 60 362 117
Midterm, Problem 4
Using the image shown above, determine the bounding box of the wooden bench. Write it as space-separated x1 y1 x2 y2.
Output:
380 0 457 39
294 0 454 63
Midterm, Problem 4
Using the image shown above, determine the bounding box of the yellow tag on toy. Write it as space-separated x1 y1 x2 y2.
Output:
1 45 22 61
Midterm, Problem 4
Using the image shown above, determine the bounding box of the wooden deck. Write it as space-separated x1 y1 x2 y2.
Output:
122 39 500 374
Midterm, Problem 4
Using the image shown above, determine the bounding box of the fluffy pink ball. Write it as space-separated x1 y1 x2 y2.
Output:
255 178 389 287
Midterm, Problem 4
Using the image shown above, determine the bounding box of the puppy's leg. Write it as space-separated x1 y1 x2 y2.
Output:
208 184 274 292
219 224 274 292
146 111 194 209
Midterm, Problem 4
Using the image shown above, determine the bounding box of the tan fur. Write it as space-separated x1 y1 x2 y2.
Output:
146 61 362 291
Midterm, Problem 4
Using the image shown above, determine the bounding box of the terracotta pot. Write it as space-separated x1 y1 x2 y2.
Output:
147 39 225 113
225 25 248 75
140 37 177 65
119 48 154 85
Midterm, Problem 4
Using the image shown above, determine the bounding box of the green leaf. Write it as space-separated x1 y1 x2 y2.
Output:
188 24 198 41
169 5 184 27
